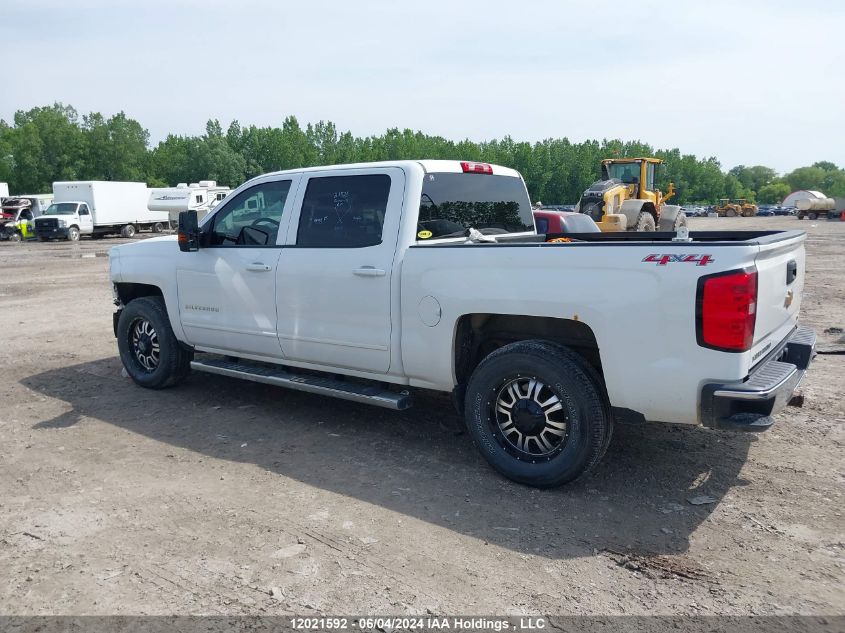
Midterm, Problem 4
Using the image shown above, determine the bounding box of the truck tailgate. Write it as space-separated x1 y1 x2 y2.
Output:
753 232 806 347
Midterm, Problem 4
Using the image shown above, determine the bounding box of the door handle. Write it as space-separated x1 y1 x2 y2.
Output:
245 262 272 272
353 266 386 277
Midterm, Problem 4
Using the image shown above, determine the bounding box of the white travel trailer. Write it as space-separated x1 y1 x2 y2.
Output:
147 180 231 223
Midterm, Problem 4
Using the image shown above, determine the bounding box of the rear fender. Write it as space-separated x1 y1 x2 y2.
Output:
619 199 646 226
657 205 682 231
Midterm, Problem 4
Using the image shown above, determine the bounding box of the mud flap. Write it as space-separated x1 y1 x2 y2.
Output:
658 205 682 231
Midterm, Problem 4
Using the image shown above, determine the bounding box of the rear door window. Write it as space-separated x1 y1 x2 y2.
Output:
418 173 533 239
296 175 391 248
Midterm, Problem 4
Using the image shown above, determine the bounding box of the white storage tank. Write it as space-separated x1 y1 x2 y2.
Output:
795 197 834 211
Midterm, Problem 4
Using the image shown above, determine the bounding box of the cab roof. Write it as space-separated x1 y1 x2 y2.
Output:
601 157 663 165
259 160 522 180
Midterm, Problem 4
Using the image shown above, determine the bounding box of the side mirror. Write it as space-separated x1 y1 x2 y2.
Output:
178 210 199 252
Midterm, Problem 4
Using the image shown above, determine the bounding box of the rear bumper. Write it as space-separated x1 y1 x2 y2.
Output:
700 325 816 431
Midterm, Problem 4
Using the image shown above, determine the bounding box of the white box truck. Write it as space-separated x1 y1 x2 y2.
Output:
34 181 169 241
0 183 9 199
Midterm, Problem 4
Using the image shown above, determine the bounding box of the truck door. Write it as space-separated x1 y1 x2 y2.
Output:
78 204 94 234
276 167 405 374
176 176 301 358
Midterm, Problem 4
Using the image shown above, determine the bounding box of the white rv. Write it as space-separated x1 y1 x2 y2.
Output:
147 180 231 223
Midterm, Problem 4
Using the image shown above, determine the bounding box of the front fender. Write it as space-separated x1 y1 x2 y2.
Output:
619 199 646 225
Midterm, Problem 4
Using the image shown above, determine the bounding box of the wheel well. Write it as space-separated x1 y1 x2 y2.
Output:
641 202 657 220
115 282 163 305
454 314 602 387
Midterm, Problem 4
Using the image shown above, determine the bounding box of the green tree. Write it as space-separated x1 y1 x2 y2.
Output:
756 182 791 204
83 111 149 181
783 166 827 192
2 101 843 206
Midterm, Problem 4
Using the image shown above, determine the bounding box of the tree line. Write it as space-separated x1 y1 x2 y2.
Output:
2 103 843 205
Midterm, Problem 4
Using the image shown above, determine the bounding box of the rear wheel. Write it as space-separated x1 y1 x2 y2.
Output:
634 212 656 232
121 224 137 238
152 222 164 233
726 209 736 217
808 212 818 221
464 340 612 487
67 226 80 241
117 296 192 389
673 212 688 231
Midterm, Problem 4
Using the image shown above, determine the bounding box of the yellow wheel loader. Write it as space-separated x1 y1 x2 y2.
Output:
735 198 758 217
575 157 685 232
713 198 755 217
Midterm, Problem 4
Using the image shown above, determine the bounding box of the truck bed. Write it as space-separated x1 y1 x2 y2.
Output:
411 229 803 246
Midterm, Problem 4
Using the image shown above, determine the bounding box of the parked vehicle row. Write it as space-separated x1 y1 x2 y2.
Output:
1 180 232 242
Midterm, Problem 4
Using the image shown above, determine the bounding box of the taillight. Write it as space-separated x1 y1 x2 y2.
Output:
696 269 757 352
460 161 493 174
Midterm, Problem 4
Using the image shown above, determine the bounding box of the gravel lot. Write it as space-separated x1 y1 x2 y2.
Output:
0 216 842 616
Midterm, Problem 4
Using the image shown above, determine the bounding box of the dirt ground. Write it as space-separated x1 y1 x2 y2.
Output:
0 216 842 617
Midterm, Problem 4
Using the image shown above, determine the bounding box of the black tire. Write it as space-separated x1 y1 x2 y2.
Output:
808 212 817 221
121 224 137 238
9 231 21 242
117 296 193 389
464 340 612 488
634 212 656 232
152 222 164 233
726 209 736 217
673 212 688 231
67 226 80 241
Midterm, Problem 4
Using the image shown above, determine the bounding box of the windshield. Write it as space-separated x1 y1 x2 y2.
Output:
418 173 533 240
607 162 642 184
45 203 79 215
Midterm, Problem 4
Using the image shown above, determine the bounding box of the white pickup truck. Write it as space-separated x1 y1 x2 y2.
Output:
108 160 815 487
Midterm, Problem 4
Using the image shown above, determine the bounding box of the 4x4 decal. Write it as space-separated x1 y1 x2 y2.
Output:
642 254 715 266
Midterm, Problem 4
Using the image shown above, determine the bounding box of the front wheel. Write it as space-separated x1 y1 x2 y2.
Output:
808 212 818 221
121 224 137 238
152 222 164 233
117 296 193 389
67 226 80 241
464 340 612 487
726 209 736 217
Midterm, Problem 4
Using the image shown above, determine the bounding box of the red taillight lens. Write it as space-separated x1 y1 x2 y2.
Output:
460 161 493 174
696 269 757 352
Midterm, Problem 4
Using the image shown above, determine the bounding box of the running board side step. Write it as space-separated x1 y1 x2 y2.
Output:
190 357 413 410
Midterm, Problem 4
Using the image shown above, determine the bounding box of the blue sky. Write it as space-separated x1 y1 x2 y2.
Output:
2 0 843 173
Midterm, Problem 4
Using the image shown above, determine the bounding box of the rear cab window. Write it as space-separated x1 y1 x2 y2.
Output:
418 171 534 240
